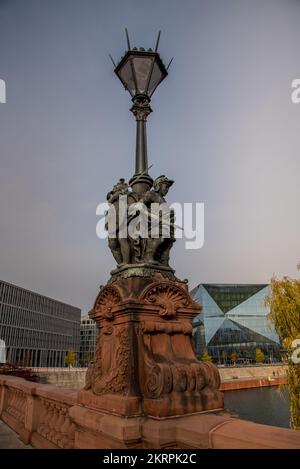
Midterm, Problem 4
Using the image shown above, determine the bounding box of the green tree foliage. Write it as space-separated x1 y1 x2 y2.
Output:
65 350 76 368
265 271 300 430
255 347 265 363
201 351 213 362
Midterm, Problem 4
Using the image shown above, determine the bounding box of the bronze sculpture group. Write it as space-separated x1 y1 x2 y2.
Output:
106 174 175 268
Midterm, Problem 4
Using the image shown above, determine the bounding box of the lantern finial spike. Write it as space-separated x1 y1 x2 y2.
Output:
166 57 174 71
154 31 161 52
109 54 117 68
125 28 131 50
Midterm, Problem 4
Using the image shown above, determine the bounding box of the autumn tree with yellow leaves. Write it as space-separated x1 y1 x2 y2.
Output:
265 266 300 430
201 351 213 362
255 347 265 363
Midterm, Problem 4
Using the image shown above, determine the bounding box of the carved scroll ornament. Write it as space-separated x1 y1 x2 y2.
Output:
141 282 190 318
93 285 121 320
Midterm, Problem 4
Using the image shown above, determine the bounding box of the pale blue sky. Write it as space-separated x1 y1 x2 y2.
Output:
0 0 299 313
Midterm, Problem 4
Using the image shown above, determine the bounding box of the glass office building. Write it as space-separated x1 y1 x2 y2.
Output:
0 280 81 367
79 314 97 367
191 284 281 364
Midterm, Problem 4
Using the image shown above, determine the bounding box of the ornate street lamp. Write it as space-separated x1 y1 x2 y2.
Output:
74 34 224 437
111 30 171 195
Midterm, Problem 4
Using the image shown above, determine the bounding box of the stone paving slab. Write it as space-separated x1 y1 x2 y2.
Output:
0 421 32 449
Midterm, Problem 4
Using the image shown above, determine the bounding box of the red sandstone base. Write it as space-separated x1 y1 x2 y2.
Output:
85 274 224 418
68 404 300 449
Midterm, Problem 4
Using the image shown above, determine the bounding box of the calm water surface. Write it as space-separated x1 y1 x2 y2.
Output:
224 386 290 428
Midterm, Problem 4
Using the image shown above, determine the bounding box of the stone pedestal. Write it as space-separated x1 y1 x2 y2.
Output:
70 266 224 447
76 268 223 424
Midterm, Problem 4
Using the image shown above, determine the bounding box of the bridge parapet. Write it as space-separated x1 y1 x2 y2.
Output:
1 375 300 449
0 375 77 448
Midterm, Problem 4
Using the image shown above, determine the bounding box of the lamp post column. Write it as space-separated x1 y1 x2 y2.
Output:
129 94 153 195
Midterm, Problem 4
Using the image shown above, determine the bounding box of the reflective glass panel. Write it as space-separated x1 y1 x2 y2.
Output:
148 61 164 96
118 60 136 96
132 56 154 94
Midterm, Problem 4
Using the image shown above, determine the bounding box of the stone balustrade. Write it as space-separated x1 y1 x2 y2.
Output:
1 375 300 449
0 375 77 448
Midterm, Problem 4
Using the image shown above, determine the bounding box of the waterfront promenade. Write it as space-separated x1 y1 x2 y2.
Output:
218 364 287 391
28 364 288 391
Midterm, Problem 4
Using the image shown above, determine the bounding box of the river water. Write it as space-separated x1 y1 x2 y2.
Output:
224 386 291 428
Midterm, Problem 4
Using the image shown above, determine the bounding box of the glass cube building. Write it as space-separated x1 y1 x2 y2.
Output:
191 284 281 364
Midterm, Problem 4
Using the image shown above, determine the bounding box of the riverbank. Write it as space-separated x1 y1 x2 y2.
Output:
218 364 287 391
28 364 289 392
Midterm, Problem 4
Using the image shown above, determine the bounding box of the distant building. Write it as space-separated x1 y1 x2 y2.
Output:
191 284 281 364
0 280 81 367
79 314 97 367
0 339 5 363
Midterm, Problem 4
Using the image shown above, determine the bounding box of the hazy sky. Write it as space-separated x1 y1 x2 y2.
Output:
0 0 299 313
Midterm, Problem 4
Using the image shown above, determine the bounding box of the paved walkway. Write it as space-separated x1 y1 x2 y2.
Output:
0 420 32 449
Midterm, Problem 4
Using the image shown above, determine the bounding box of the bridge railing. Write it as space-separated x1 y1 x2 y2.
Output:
1 374 300 449
0 375 77 448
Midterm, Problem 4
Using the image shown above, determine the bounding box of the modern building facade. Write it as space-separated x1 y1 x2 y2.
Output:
0 339 5 363
0 280 81 367
191 284 281 364
79 314 97 367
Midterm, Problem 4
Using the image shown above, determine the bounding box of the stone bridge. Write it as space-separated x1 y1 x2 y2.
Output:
1 375 300 449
